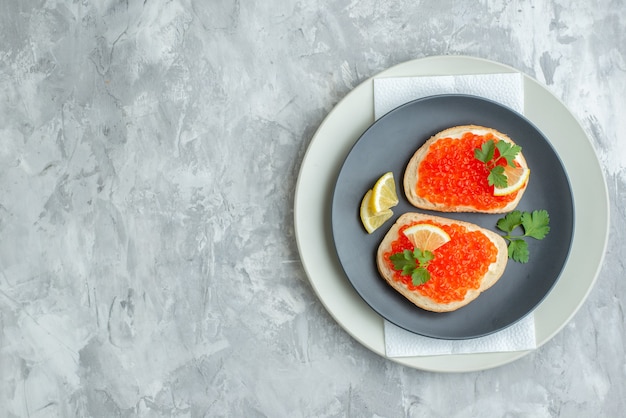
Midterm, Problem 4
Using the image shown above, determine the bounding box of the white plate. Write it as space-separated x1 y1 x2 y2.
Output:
294 55 609 372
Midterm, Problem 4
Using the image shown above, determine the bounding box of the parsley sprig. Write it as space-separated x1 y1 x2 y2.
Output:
474 139 522 188
496 210 550 263
389 248 434 285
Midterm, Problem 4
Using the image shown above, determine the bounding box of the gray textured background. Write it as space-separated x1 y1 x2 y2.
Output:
0 1 624 416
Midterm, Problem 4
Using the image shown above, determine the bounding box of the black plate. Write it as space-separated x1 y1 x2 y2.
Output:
331 94 574 340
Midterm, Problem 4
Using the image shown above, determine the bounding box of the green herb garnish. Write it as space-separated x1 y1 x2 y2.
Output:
474 139 522 188
496 210 551 263
389 248 434 285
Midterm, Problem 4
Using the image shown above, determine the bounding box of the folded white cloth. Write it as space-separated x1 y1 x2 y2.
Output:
374 73 524 118
374 73 537 357
384 314 536 357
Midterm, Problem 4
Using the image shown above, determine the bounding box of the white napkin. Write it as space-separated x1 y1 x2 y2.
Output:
384 315 536 357
374 73 537 357
374 73 524 119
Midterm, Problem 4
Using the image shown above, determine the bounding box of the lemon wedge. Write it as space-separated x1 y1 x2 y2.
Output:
369 172 399 213
360 190 393 234
402 223 451 251
494 166 530 196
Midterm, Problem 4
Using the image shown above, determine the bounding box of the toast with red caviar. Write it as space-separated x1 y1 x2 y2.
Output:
376 212 508 312
403 125 529 213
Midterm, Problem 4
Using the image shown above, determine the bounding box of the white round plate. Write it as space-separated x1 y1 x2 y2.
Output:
294 55 609 372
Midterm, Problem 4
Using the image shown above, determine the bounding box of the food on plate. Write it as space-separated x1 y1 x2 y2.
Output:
377 212 508 312
495 209 551 263
369 171 399 213
403 125 529 213
360 172 399 233
360 190 393 234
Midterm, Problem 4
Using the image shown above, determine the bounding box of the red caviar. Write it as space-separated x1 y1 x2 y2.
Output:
416 132 517 210
383 221 498 304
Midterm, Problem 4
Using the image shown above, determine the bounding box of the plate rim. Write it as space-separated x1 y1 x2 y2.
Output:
330 92 575 340
294 55 610 372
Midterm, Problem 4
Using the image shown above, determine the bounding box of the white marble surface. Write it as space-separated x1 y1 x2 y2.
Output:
0 0 624 416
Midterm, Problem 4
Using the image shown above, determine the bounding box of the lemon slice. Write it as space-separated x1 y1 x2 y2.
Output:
402 223 451 251
494 166 530 196
369 172 399 213
360 190 393 234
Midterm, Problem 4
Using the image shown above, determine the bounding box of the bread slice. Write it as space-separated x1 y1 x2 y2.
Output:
403 125 529 213
376 212 508 312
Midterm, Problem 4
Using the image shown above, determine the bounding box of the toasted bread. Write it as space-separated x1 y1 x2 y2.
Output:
403 125 529 213
376 213 508 312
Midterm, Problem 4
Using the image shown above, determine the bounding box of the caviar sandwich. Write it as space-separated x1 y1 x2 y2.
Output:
377 213 508 312
403 125 530 213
